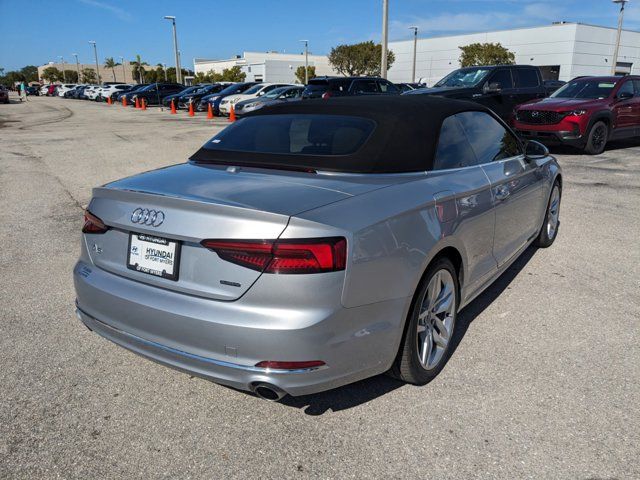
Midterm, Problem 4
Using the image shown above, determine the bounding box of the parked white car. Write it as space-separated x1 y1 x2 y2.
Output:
84 85 101 100
218 83 295 115
57 84 78 97
40 84 52 96
98 84 132 101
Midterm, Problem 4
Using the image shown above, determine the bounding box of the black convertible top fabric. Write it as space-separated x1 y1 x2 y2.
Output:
190 95 491 173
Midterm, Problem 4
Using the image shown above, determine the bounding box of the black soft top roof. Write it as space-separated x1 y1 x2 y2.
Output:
190 95 492 173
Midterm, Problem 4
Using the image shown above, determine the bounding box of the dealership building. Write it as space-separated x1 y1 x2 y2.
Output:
388 22 640 85
193 51 337 83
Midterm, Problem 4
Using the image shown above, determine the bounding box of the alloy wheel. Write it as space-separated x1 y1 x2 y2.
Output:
592 125 606 150
416 269 456 370
547 185 561 239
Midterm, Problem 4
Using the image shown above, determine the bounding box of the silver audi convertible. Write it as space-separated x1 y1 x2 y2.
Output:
74 96 561 401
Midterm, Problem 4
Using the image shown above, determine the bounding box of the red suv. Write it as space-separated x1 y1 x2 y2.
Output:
513 76 640 154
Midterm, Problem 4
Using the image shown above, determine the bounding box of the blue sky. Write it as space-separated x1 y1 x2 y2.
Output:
1 0 638 71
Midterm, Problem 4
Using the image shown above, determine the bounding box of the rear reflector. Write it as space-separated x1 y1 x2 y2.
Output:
201 237 346 274
255 360 326 370
82 210 109 234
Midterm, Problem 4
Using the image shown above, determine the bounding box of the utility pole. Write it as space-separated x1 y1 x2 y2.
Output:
300 40 309 84
381 0 389 78
408 26 418 83
164 16 182 84
611 0 628 75
72 53 81 83
120 56 126 83
59 56 67 83
89 41 101 83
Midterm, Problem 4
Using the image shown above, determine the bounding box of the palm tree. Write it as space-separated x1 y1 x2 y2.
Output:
104 57 120 82
130 55 149 84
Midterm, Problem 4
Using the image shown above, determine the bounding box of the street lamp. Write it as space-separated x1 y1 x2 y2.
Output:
120 56 126 83
299 40 309 84
381 0 389 79
72 53 81 83
59 56 67 82
88 41 101 83
164 16 182 84
611 0 628 75
408 26 418 83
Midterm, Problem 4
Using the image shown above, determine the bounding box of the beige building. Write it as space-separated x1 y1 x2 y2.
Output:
37 61 157 84
194 51 337 83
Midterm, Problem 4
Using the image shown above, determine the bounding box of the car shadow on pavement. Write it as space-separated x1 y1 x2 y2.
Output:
279 245 539 415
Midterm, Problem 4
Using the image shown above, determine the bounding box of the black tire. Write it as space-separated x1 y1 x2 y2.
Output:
584 121 608 155
535 180 562 248
391 257 459 385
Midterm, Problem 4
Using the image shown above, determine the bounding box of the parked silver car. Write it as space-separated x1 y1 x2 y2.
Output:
74 96 562 401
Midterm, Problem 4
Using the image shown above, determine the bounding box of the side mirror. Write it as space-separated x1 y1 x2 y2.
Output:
484 82 502 94
617 91 633 101
525 140 549 160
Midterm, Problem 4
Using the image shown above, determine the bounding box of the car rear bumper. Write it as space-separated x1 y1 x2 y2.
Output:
73 260 408 396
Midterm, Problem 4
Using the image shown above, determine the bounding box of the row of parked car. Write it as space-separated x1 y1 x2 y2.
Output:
50 64 640 155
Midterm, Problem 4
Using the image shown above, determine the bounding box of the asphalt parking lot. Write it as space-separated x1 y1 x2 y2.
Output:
1 94 639 479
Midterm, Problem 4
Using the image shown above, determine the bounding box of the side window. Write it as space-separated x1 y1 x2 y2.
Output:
515 68 539 88
489 69 513 89
352 80 379 94
433 115 478 170
618 81 634 97
378 80 399 93
456 111 521 163
633 80 640 95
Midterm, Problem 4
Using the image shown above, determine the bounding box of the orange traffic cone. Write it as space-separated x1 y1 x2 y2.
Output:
122 97 127 107
229 105 236 122
170 99 176 114
141 98 147 110
135 97 140 109
188 101 195 117
207 102 214 119
107 96 112 105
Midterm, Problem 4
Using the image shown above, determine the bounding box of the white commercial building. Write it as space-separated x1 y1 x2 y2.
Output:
193 51 337 84
388 22 640 86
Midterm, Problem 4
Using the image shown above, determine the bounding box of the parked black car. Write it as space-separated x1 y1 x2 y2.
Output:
405 65 547 121
197 82 258 114
302 76 401 99
115 84 149 103
178 84 228 109
397 82 425 93
130 83 185 106
162 85 203 108
543 79 566 95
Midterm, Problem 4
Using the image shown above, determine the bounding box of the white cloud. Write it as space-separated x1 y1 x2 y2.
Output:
77 0 132 22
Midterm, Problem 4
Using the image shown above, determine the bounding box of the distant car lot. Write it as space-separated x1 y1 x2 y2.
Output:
0 95 638 479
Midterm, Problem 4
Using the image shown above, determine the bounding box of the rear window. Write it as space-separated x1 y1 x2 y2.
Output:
202 114 375 156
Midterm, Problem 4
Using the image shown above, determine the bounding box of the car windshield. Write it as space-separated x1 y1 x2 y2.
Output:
242 84 266 95
263 87 291 98
199 114 375 159
179 86 201 95
434 68 491 87
551 80 616 99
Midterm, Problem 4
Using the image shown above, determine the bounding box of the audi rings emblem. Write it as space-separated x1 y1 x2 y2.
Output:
131 208 165 227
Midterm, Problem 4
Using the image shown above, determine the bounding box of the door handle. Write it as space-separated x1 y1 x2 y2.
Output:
495 185 510 201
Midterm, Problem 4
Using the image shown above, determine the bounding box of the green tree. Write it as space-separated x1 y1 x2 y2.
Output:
42 66 63 83
20 66 39 83
81 68 97 83
131 55 148 83
104 57 120 81
458 43 515 67
294 65 316 84
64 70 79 82
328 41 395 76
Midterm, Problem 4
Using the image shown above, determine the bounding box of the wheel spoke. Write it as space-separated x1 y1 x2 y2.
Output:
427 271 441 308
432 329 448 348
417 324 427 333
432 287 453 314
420 330 433 366
433 316 450 340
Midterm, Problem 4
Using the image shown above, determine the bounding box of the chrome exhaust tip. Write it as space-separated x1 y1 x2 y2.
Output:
252 382 287 402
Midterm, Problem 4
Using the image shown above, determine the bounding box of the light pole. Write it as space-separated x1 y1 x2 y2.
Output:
611 0 628 75
300 40 309 84
164 16 182 84
120 56 126 82
381 0 389 78
408 26 418 83
59 56 67 83
72 53 81 83
89 41 101 83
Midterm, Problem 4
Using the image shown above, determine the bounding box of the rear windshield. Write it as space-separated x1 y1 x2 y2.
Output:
199 114 375 162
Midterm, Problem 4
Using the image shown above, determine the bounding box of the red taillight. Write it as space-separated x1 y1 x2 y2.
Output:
201 237 346 274
82 210 109 234
255 360 326 370
321 91 332 99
